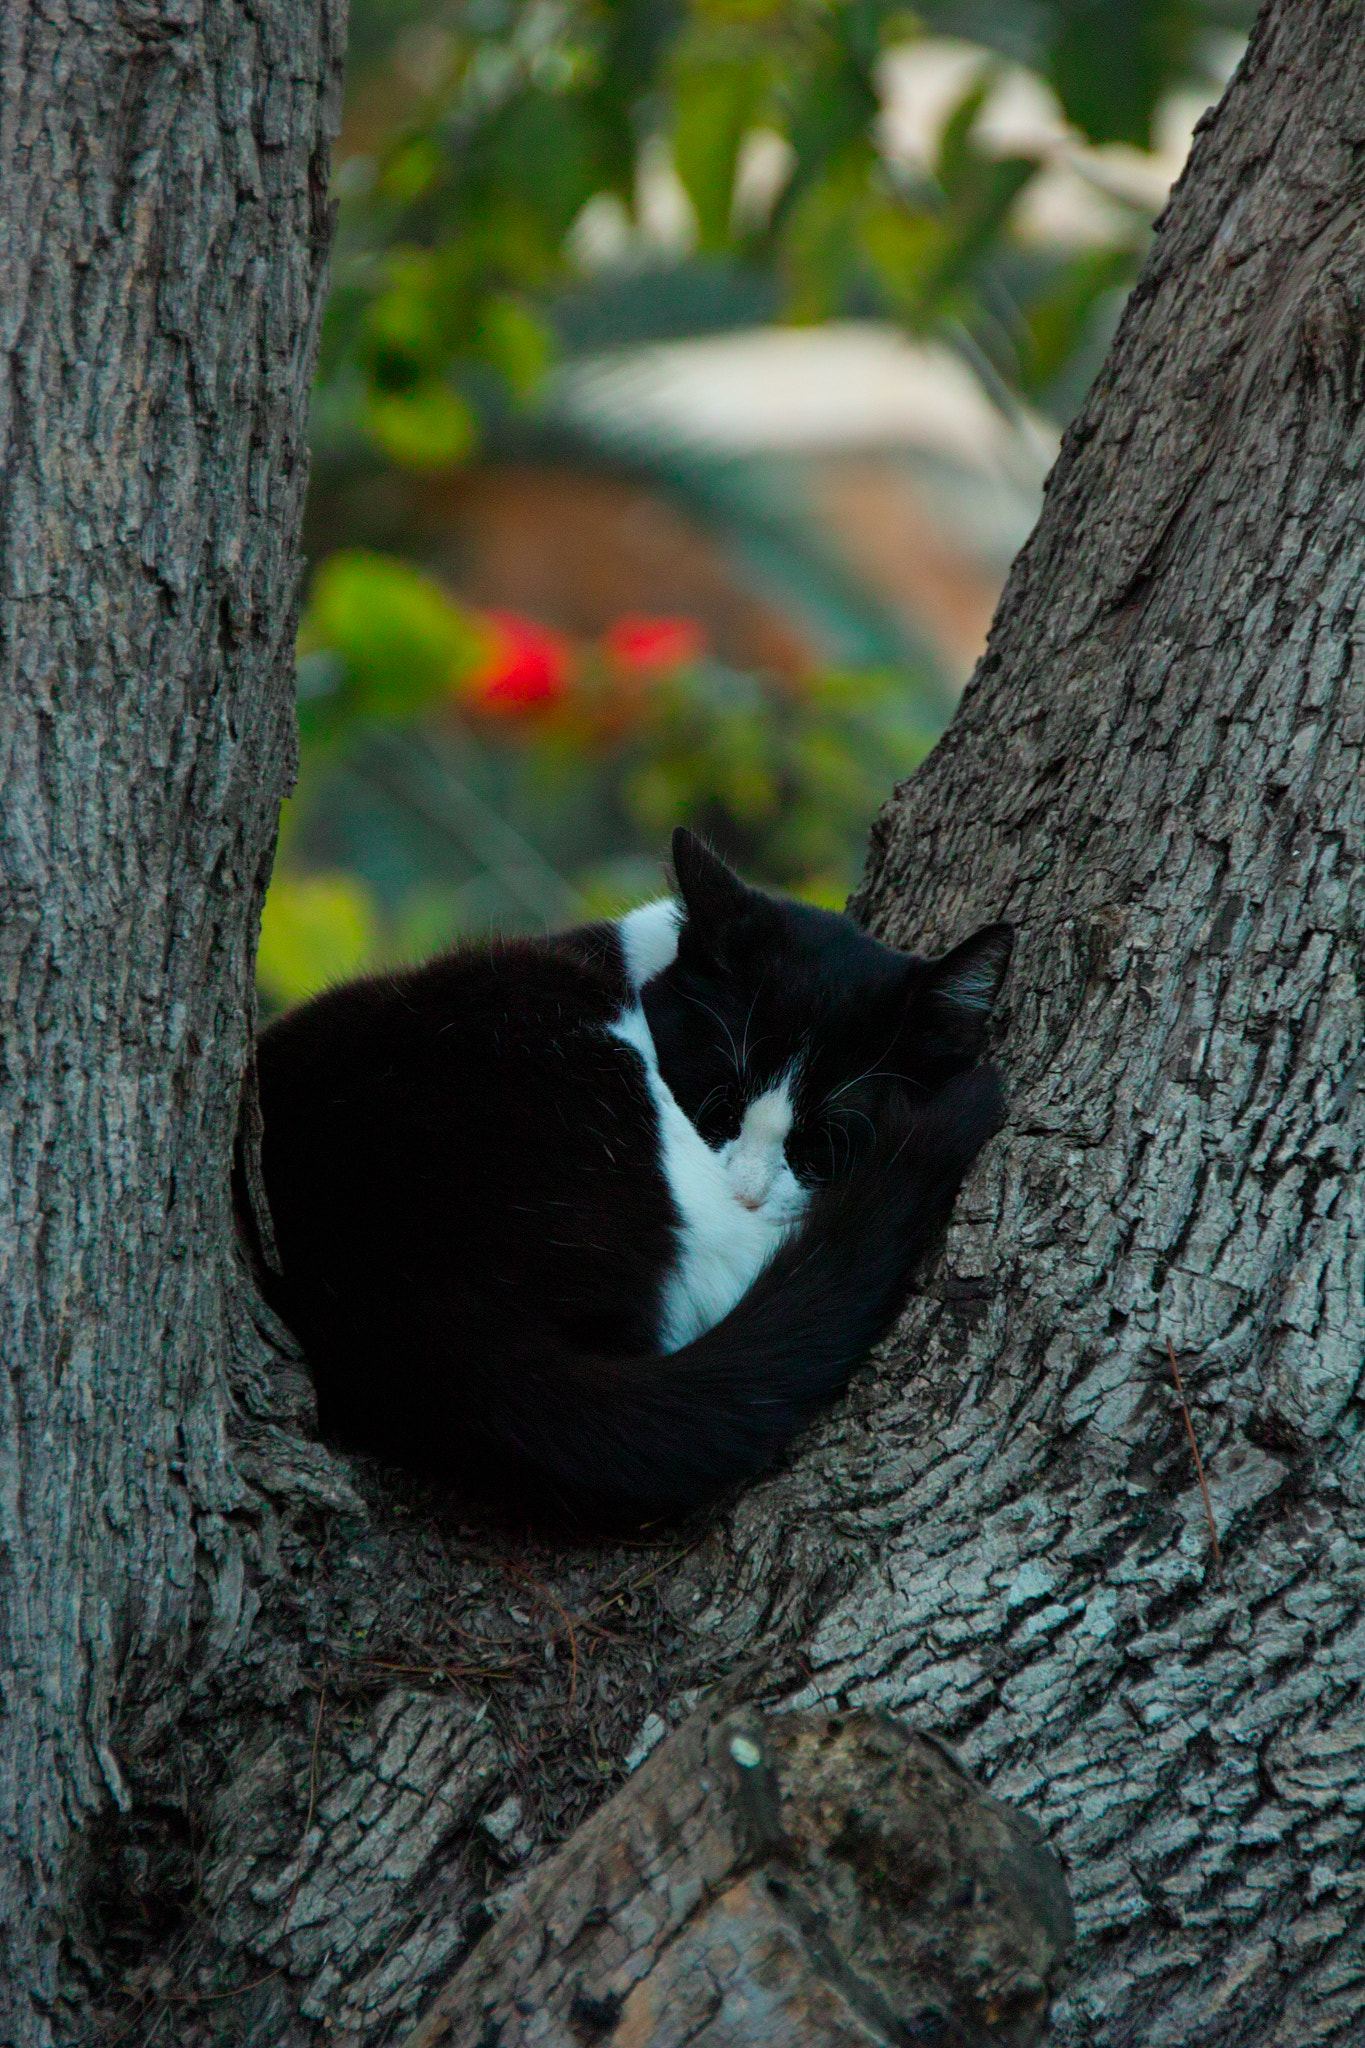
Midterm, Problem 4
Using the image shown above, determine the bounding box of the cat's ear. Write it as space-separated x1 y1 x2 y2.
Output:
910 922 1013 1057
671 828 752 933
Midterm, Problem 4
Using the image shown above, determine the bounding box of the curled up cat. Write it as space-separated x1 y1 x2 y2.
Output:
252 829 1011 1521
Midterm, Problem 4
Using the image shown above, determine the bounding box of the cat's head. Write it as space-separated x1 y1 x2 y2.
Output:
640 828 1012 1184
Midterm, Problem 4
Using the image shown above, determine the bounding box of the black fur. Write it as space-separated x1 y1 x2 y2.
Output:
252 829 1011 1518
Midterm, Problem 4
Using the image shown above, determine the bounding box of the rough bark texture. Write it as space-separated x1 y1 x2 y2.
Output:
14 1 1365 2045
399 1706 1074 2048
827 6 1365 2036
0 4 345 2042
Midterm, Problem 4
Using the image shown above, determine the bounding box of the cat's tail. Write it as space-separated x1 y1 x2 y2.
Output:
478 1064 1005 1517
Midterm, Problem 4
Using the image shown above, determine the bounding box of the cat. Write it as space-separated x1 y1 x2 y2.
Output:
251 828 1011 1519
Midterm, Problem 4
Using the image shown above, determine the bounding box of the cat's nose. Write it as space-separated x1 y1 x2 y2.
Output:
730 1160 775 1208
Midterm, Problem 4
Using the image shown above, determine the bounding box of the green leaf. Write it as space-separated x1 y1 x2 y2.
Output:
781 148 877 322
485 90 606 241
300 550 488 723
783 57 879 207
472 294 554 398
691 0 788 21
257 873 379 1010
673 58 767 249
859 199 946 324
364 253 444 400
935 69 995 201
865 152 1038 328
364 383 477 468
1049 0 1198 149
1020 244 1138 393
624 758 695 834
380 135 443 204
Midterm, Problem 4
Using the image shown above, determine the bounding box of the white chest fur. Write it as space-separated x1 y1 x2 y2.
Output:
609 1005 809 1353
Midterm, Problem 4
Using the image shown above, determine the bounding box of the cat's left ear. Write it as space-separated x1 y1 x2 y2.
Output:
671 827 753 935
910 922 1014 1058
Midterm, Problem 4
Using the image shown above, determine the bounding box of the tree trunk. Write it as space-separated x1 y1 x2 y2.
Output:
0 4 344 2042
12 1 1365 2045
823 6 1365 2035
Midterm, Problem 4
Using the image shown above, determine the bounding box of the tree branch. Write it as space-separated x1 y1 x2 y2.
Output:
399 1704 1074 2048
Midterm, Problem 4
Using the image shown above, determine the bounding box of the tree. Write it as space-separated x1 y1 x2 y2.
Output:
399 2 1365 2036
4 3 1363 2047
0 3 345 2041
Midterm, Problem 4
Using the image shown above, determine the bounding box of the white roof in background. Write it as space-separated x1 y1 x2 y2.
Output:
558 322 1058 484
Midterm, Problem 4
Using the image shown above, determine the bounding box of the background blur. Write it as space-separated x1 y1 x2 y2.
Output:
263 0 1254 1010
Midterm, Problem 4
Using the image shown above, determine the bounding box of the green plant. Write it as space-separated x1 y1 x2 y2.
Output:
319 0 1254 457
262 0 1256 1009
260 550 935 1008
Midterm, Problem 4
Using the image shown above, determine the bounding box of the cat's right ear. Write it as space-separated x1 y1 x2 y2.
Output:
671 828 752 935
908 922 1013 1060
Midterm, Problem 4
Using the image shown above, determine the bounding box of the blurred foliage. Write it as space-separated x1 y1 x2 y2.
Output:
320 0 1255 445
258 872 380 1008
264 0 1255 1009
297 550 492 736
260 550 933 1009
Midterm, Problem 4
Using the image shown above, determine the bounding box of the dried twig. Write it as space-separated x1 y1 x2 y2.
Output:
358 1657 529 1685
287 1655 329 1916
501 1562 581 1712
304 1655 328 1837
188 1970 284 2005
590 1536 706 1612
1167 1338 1222 1578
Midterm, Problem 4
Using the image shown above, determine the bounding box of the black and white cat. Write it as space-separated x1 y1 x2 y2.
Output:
253 829 1011 1518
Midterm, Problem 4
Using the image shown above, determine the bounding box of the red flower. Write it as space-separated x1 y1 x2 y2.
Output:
604 614 707 674
465 612 571 714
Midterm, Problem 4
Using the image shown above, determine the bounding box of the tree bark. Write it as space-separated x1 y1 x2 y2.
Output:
0 4 344 2042
398 1704 1074 2048
12 1 1365 2045
822 6 1365 2037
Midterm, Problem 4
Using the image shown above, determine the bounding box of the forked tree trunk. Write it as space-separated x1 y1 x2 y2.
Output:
0 5 343 2042
388 6 1365 2037
6 2 1365 2046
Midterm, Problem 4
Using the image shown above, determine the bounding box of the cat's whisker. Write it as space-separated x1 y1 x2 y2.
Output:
829 1106 878 1143
739 986 763 1074
679 990 742 1078
824 1116 853 1178
820 1037 901 1106
823 1061 919 1107
692 1083 729 1126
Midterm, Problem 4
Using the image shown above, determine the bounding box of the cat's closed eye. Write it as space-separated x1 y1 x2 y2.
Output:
689 1082 745 1146
783 1096 887 1185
